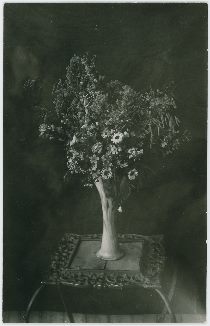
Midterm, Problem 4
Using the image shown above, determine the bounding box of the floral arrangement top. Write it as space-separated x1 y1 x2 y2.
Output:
39 54 188 203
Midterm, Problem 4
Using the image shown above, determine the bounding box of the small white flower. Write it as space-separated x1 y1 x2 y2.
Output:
39 123 47 135
110 145 118 155
118 161 128 168
111 132 124 144
117 206 123 213
101 168 112 180
50 124 55 131
128 148 137 159
81 124 88 129
70 135 77 146
101 155 107 162
90 155 99 170
92 142 102 154
67 158 78 172
128 169 138 180
128 148 143 160
123 131 129 137
109 145 121 155
90 124 95 130
161 141 167 148
102 129 110 138
92 163 97 171
70 149 83 160
102 155 113 169
84 183 93 188
90 154 99 163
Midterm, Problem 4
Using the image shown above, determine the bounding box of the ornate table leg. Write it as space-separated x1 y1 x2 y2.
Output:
155 288 176 323
25 282 46 323
57 283 74 323
156 262 178 323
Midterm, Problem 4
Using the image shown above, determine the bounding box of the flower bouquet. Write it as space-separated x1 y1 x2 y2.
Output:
39 54 189 260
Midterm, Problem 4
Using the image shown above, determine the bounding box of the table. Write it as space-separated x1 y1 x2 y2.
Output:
25 233 176 322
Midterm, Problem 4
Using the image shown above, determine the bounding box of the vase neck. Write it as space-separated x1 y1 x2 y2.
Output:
95 177 116 199
95 178 117 215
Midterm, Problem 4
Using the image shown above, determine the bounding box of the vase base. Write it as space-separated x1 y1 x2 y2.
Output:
96 249 124 261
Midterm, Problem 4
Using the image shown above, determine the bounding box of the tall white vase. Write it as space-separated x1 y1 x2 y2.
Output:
95 178 124 260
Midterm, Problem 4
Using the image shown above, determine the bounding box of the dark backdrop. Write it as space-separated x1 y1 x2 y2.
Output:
4 3 207 312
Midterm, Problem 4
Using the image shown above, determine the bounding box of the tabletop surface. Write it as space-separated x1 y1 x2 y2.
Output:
47 233 165 289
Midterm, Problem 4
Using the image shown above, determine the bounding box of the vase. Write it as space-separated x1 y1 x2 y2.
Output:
95 177 124 260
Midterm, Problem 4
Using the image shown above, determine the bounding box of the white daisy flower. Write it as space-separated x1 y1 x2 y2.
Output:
90 154 99 163
111 132 124 144
101 168 112 180
128 169 138 180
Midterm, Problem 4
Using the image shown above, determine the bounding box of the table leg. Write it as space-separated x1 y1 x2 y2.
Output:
155 288 176 323
57 284 74 323
25 283 46 323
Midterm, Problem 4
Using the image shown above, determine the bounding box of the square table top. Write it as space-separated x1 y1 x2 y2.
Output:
47 233 165 290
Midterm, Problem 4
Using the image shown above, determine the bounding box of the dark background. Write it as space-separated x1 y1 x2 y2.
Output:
4 3 207 313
